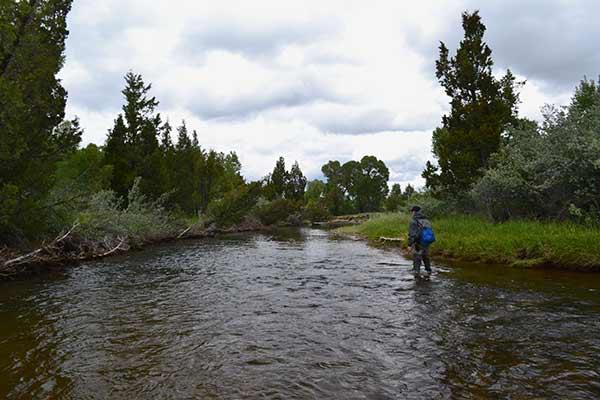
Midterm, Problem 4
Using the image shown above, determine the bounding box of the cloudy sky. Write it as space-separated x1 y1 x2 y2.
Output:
60 0 599 187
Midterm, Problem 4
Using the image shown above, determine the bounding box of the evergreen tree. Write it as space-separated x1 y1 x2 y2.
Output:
285 161 307 201
175 120 192 150
385 183 404 212
269 157 288 199
217 152 244 194
160 120 174 151
198 150 226 213
103 72 165 199
104 115 132 198
404 184 415 199
423 11 521 195
171 121 197 213
0 0 76 240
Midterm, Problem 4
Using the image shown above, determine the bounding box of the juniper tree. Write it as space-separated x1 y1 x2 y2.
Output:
0 0 77 240
423 11 521 196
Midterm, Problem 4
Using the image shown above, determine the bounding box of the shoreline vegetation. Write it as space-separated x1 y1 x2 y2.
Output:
337 213 600 272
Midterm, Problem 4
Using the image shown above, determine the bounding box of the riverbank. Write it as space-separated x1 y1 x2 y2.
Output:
0 218 269 280
337 213 600 272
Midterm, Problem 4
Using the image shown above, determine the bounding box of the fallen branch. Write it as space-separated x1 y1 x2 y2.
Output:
98 237 126 257
177 225 193 239
379 236 403 243
3 223 80 268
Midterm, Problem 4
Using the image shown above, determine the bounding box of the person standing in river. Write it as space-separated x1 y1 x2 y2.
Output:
408 205 433 275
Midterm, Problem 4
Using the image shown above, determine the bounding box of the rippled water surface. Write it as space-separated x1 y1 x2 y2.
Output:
1 229 600 399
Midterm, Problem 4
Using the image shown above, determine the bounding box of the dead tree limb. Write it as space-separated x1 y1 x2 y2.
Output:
3 222 79 268
98 238 125 257
177 225 193 239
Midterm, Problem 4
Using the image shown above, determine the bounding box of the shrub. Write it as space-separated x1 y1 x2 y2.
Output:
405 191 476 219
303 200 331 222
206 183 261 228
472 78 600 222
254 198 301 225
77 178 181 245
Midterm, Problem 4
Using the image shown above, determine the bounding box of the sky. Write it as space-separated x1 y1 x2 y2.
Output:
59 0 599 188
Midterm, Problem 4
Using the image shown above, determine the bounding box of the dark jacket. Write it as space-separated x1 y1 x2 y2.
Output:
408 211 432 246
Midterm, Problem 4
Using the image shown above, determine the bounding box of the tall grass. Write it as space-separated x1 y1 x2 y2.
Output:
339 213 600 271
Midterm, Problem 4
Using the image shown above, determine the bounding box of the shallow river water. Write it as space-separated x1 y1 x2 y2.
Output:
1 229 599 399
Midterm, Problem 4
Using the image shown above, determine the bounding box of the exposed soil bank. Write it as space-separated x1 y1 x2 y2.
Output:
336 213 600 272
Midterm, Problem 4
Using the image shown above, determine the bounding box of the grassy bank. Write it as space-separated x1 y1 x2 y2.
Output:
338 213 600 271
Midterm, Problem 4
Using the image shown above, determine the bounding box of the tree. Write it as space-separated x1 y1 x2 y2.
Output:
304 180 326 203
50 144 113 219
352 156 389 212
269 156 288 199
320 156 390 214
171 121 197 213
385 184 404 212
54 144 112 195
103 72 165 199
404 184 415 198
423 10 522 195
164 121 244 215
321 160 352 215
104 115 132 198
285 161 307 201
0 0 76 240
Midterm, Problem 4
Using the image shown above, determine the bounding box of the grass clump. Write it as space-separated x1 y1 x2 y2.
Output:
340 213 600 271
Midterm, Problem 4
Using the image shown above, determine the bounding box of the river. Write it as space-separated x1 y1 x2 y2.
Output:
1 229 599 399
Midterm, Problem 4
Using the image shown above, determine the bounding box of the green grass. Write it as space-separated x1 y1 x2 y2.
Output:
339 213 600 271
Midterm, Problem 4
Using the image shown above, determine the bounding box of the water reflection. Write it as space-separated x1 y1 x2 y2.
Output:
1 229 599 399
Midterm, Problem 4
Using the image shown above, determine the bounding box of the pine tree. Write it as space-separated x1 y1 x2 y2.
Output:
423 11 521 195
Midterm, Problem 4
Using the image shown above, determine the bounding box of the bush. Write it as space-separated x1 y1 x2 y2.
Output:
472 78 600 222
206 183 261 228
77 178 182 245
254 198 301 225
303 200 331 222
405 190 477 219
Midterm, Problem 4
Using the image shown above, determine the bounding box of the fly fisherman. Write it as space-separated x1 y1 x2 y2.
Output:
407 205 434 275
